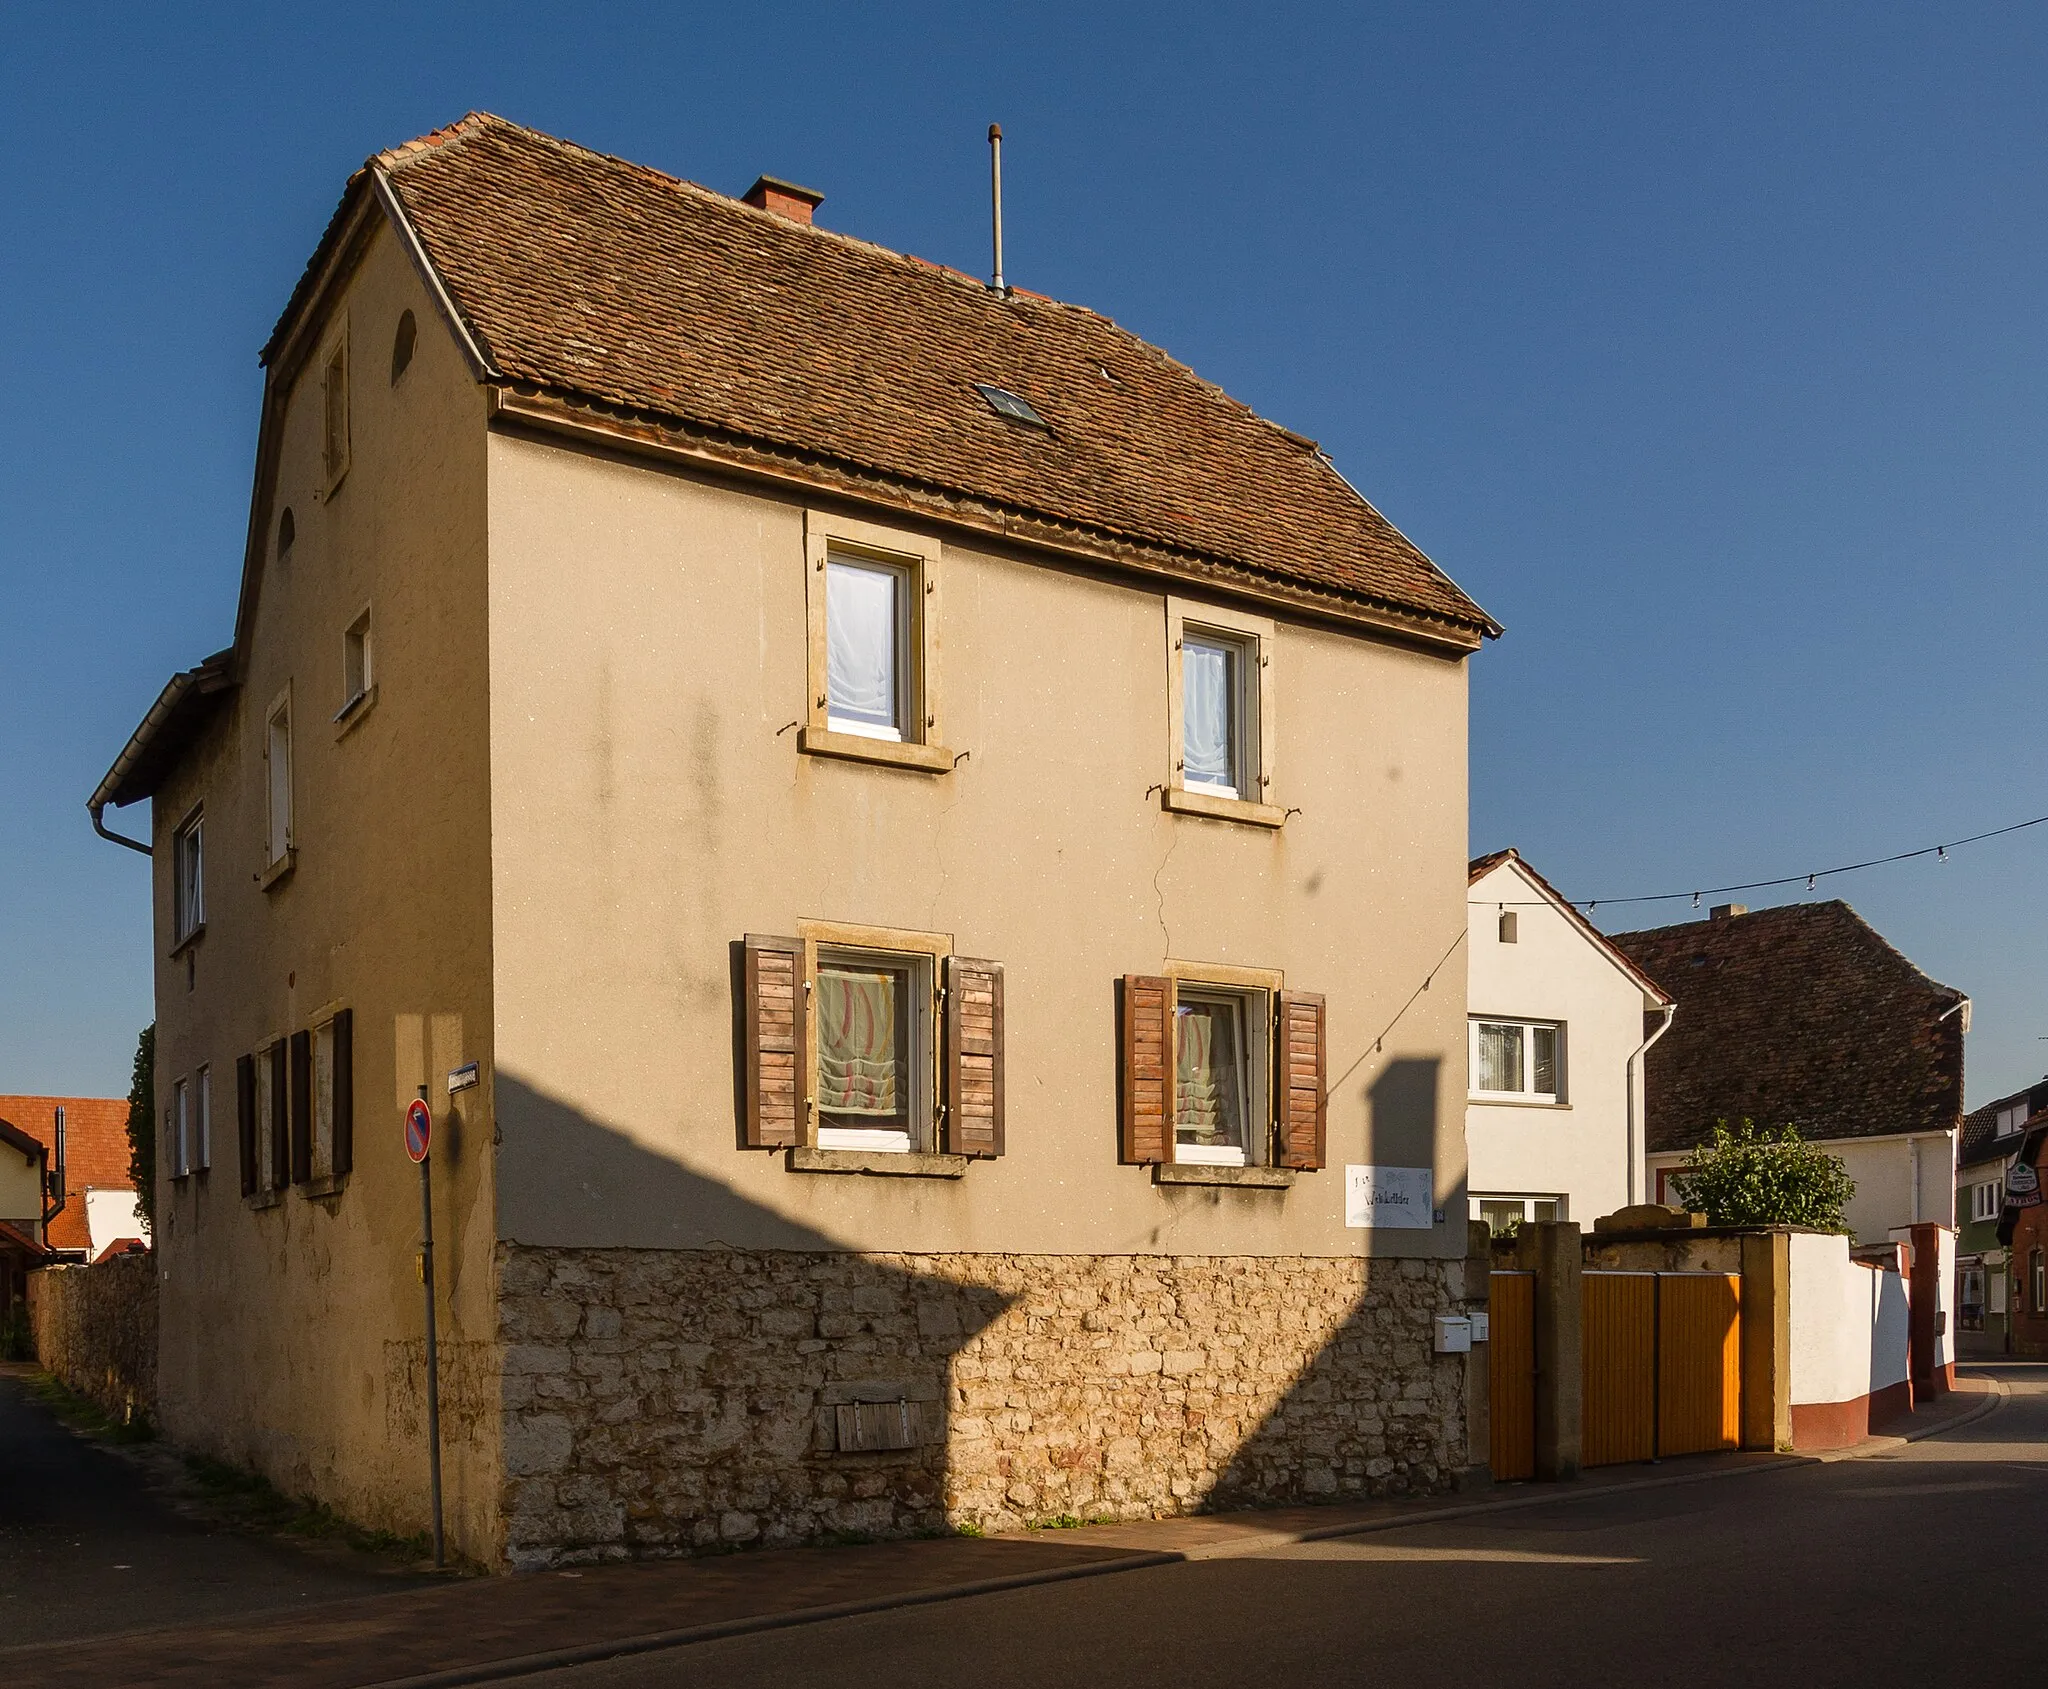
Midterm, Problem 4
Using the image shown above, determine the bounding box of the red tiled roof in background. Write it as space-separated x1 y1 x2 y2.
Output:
0 1096 133 1254
335 115 1496 642
1607 902 1966 1156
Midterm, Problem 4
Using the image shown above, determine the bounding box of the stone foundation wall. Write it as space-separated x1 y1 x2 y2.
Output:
498 1245 1468 1568
28 1253 158 1426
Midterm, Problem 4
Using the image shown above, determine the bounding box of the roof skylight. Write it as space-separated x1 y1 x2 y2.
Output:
974 383 1048 428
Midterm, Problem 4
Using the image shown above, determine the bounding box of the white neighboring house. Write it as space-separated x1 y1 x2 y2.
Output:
1466 850 1676 1233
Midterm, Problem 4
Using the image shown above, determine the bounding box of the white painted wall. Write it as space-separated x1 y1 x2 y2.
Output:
83 1186 147 1258
1466 857 1664 1225
1652 1129 1956 1243
1788 1231 1909 1409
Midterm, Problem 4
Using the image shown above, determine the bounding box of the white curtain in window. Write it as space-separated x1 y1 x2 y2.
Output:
1174 997 1245 1148
827 561 901 733
1182 638 1236 790
1478 1022 1523 1092
817 967 904 1117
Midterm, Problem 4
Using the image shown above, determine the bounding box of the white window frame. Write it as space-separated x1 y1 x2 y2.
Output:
1163 598 1280 827
264 686 294 870
799 921 950 1154
1972 1179 2003 1223
172 804 204 943
336 605 374 724
1162 962 1280 1168
800 511 949 773
170 1076 190 1180
195 1064 211 1174
1470 1193 1566 1234
1468 1017 1567 1104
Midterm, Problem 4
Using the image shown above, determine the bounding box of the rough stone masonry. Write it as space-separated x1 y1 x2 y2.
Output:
497 1244 1467 1569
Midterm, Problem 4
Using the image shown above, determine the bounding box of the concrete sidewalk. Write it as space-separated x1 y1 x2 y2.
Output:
0 1377 2000 1689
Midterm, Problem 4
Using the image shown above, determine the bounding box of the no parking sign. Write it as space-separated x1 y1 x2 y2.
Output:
405 1098 432 1164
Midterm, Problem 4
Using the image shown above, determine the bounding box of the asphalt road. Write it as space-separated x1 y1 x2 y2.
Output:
0 1363 426 1650
503 1363 2048 1689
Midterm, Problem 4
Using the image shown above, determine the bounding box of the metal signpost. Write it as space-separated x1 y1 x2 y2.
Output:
406 1091 445 1566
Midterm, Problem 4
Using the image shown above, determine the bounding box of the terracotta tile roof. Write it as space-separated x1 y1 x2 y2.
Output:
342 115 1495 641
1607 902 1966 1156
0 1096 134 1255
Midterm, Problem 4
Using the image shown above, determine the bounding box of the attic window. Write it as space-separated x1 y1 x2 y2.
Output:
974 384 1047 428
278 507 296 557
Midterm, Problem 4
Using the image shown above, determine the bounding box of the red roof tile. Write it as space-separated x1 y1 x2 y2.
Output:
0 1096 134 1255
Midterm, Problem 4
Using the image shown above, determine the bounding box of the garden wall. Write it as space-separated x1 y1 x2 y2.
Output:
28 1252 157 1426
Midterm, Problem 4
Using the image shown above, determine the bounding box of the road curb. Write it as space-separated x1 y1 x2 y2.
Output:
363 1379 2010 1687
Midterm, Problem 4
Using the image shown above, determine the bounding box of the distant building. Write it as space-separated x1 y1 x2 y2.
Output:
0 1095 145 1260
1960 1081 2046 1351
1465 850 1674 1231
1609 901 1966 1242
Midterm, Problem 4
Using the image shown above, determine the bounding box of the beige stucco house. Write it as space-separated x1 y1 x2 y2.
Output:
90 115 1502 1568
1464 851 1675 1232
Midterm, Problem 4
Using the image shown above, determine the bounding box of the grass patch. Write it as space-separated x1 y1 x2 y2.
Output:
29 1371 155 1443
180 1454 434 1562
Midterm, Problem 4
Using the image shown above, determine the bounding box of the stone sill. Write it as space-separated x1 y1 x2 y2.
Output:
302 1172 350 1200
333 685 378 740
788 1146 968 1179
1155 1163 1295 1189
245 1188 284 1212
256 849 297 894
169 923 206 961
797 727 955 774
1162 787 1286 829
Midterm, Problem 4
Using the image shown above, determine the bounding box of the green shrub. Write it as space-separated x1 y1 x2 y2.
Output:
1670 1120 1856 1233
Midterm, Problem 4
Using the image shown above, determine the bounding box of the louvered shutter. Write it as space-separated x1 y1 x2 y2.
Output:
268 1041 289 1192
743 934 806 1148
1275 990 1327 1171
289 1030 313 1185
236 1054 257 1197
332 1009 354 1177
1120 974 1172 1164
944 956 1004 1158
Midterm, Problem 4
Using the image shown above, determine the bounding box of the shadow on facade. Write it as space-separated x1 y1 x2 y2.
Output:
490 1073 1012 1566
1207 1056 1470 1511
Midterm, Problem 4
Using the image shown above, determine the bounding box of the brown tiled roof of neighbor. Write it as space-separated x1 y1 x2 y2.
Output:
328 114 1494 641
1607 902 1966 1156
0 1096 134 1255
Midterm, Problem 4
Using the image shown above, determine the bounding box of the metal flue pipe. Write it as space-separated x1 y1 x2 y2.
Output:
989 123 1005 294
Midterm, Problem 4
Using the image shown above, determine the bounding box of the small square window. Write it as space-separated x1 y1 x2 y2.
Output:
814 947 933 1152
1471 1194 1567 1236
1469 1018 1564 1103
825 556 911 741
173 809 204 942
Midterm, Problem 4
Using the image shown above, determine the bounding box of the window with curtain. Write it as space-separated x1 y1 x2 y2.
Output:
1470 1018 1564 1102
817 952 922 1150
1181 633 1243 796
826 556 908 740
1174 991 1249 1164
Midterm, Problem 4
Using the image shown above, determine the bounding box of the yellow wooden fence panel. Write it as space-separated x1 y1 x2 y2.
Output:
1582 1272 1656 1467
1488 1271 1536 1481
1657 1272 1742 1456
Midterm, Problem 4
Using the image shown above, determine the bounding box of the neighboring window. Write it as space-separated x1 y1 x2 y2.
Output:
195 1064 211 1174
1175 988 1258 1166
1471 1195 1564 1236
170 1076 190 1180
973 383 1048 427
321 332 350 489
825 554 911 740
339 608 373 718
1961 1266 1986 1331
278 506 296 557
314 1019 337 1177
1470 1018 1564 1103
2034 1249 2046 1316
1999 1103 2029 1134
815 946 932 1152
391 309 417 383
173 808 204 942
265 694 293 865
802 511 944 766
1972 1180 2004 1223
1164 598 1276 820
1498 910 1519 943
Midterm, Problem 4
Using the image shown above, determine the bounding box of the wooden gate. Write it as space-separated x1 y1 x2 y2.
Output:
1581 1271 1740 1466
1489 1270 1537 1480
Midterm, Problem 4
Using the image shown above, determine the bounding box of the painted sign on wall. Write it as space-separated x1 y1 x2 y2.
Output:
1344 1165 1434 1229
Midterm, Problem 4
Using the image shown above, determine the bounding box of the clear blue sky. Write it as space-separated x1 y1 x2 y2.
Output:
5 2 2045 1104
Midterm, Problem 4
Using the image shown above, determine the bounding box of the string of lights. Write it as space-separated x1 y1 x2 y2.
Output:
1471 810 2048 915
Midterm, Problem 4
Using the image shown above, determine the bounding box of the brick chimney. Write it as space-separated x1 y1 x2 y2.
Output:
742 175 824 225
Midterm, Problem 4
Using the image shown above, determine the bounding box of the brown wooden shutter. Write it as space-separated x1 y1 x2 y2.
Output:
1275 990 1327 1171
236 1054 257 1197
1120 974 1172 1164
289 1029 313 1185
944 956 1004 1158
743 934 806 1148
331 1010 354 1177
268 1041 289 1191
